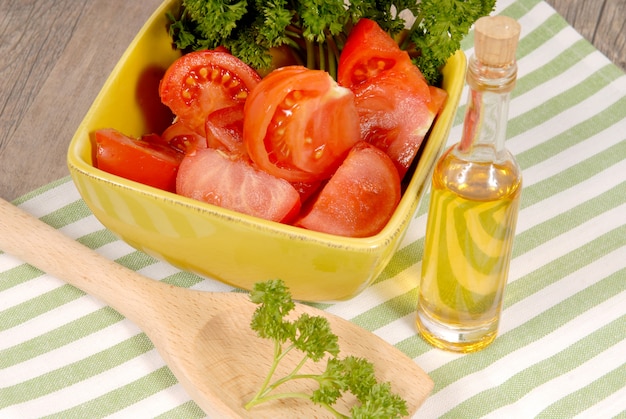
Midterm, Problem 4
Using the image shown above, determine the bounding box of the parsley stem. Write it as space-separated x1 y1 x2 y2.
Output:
246 340 286 406
267 352 309 387
305 39 315 69
401 11 423 51
244 279 409 416
245 391 311 410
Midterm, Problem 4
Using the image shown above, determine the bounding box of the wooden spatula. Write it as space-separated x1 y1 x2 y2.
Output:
0 198 433 417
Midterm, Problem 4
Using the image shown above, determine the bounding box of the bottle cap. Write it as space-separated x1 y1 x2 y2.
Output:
474 16 521 66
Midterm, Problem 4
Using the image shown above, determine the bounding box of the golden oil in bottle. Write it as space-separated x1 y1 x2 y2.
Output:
416 16 522 353
416 148 521 352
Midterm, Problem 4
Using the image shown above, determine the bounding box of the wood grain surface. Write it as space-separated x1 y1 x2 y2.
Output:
1 0 625 202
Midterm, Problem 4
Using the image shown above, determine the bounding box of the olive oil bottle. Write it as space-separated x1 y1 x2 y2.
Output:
416 16 522 353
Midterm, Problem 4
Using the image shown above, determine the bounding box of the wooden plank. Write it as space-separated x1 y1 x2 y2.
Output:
595 0 626 70
545 0 604 39
546 0 626 71
0 0 162 201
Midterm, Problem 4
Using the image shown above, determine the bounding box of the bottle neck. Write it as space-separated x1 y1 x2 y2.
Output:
457 55 517 162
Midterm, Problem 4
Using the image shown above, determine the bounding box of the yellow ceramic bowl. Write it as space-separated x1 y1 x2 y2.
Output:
67 0 466 302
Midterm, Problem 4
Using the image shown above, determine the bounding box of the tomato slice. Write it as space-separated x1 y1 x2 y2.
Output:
338 18 423 89
295 142 401 237
94 128 183 192
176 147 301 223
338 19 446 179
205 104 247 159
243 66 361 183
159 50 261 135
161 120 207 155
351 69 441 178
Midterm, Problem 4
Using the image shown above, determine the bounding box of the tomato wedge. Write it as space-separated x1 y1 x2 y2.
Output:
350 69 441 178
243 66 361 183
176 147 301 223
295 142 401 237
338 18 424 89
205 104 247 159
94 128 183 192
338 19 446 179
159 50 261 135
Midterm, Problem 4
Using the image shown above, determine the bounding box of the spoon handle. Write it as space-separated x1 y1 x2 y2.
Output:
0 197 162 326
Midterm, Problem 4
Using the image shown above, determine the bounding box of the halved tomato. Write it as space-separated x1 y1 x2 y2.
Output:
176 147 301 223
243 66 361 183
295 142 401 237
94 128 183 192
159 50 261 135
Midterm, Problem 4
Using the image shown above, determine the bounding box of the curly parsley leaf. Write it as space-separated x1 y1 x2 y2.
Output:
249 279 295 343
245 280 408 418
293 313 340 361
168 0 495 85
167 0 495 84
408 0 496 83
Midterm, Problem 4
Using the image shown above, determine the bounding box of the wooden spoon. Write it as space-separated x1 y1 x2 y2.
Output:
0 197 433 417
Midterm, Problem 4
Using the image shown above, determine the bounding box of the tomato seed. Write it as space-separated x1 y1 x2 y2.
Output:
283 97 295 107
314 146 325 159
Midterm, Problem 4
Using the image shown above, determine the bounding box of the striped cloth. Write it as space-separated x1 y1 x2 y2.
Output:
1 0 625 417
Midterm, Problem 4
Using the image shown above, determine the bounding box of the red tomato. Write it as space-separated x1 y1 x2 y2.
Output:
351 69 440 178
205 104 247 159
176 147 301 223
161 120 207 155
94 128 183 192
295 142 401 237
159 50 261 135
338 18 423 89
243 66 361 183
338 19 445 179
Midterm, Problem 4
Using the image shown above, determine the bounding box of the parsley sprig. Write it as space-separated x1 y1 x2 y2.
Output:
167 0 495 85
245 279 408 418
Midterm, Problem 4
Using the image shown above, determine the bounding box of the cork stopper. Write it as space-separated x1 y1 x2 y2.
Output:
474 16 521 66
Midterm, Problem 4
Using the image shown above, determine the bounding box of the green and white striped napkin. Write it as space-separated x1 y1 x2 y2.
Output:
1 0 625 417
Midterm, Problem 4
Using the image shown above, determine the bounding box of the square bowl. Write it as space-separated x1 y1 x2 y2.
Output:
67 0 466 302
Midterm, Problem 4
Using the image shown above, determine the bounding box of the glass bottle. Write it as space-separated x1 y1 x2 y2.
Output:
415 16 522 353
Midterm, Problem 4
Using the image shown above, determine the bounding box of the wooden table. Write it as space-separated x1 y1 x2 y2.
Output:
1 0 625 202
